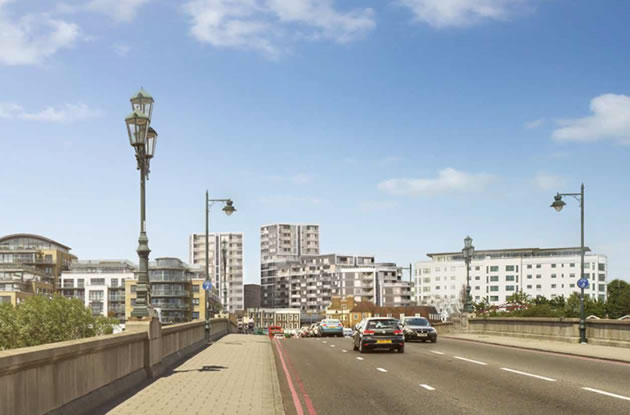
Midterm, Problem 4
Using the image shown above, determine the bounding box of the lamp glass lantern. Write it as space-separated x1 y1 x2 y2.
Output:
125 110 150 148
551 194 566 212
464 235 473 250
222 200 236 216
145 127 158 159
130 88 155 120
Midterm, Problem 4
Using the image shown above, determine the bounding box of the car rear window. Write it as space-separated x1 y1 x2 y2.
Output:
324 320 340 324
404 318 429 326
367 319 399 329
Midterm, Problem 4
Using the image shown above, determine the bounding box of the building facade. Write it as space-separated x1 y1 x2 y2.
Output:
189 233 244 313
260 224 319 308
245 308 301 330
244 284 261 309
60 260 136 322
0 234 76 305
414 247 608 315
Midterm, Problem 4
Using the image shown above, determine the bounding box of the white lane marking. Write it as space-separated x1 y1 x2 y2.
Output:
356 357 364 361
420 384 436 391
330 345 336 348
377 368 388 373
500 368 556 382
322 341 327 344
342 350 348 353
454 356 488 366
582 387 630 402
431 351 445 355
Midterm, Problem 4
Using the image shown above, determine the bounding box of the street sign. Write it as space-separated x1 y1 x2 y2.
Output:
577 278 589 289
202 280 212 291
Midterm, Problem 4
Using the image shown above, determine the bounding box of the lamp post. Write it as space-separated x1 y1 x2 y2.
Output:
462 236 474 313
204 191 235 339
221 238 228 312
125 88 157 319
551 183 587 344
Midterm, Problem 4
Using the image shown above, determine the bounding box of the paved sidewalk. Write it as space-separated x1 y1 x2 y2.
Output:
443 333 630 363
106 334 284 415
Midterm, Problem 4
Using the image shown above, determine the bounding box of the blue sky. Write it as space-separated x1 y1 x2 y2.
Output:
1 0 629 283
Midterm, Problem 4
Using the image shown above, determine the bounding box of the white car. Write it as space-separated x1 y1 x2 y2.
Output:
343 327 353 337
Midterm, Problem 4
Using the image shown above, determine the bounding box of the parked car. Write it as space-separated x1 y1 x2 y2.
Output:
317 319 344 337
353 317 405 353
308 323 319 337
401 317 437 343
343 327 353 337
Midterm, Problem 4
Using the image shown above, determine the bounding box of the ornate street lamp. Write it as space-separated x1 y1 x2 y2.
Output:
550 184 587 344
462 236 474 313
125 88 158 319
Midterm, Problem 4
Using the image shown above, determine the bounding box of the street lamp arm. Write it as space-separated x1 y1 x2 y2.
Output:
558 193 583 206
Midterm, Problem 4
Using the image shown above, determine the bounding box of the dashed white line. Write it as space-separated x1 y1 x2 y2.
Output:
356 357 364 361
582 387 630 402
322 341 327 344
500 368 556 382
342 350 348 353
377 368 388 373
454 356 488 366
431 351 445 355
419 384 436 391
330 345 336 348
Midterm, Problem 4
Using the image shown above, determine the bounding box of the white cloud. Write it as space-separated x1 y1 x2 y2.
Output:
398 0 529 28
87 0 150 22
552 94 630 145
0 1 79 65
0 102 102 123
533 173 565 191
525 118 544 129
183 0 375 56
378 168 494 196
113 43 131 56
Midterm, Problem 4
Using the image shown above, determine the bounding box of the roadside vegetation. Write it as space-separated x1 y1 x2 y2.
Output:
473 279 630 319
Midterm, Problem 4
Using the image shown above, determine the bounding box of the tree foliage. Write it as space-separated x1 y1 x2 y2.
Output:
0 295 118 351
606 279 630 319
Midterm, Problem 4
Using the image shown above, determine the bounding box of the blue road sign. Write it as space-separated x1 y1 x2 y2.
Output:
577 278 589 289
202 280 212 291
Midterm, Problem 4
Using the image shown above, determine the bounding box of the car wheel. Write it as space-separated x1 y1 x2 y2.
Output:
432 338 437 343
359 342 366 354
398 346 405 353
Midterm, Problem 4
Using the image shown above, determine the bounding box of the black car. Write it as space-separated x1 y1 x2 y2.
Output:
353 317 405 353
401 317 437 343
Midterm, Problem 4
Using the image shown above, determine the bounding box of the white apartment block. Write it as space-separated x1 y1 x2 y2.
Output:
60 260 136 322
189 233 244 313
260 224 319 308
414 247 608 315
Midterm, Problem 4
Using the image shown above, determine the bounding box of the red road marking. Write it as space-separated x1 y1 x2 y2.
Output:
277 340 317 415
274 339 304 415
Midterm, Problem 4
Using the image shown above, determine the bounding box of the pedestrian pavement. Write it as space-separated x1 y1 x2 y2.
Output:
443 333 630 363
105 334 284 415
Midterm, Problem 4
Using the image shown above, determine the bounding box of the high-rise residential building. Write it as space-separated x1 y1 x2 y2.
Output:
189 233 244 313
414 247 608 315
260 224 319 308
60 260 136 322
0 234 76 305
244 284 261 309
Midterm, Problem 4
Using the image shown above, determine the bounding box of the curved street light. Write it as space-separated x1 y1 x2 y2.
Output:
462 236 475 313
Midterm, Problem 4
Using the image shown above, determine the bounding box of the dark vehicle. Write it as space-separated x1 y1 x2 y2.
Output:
353 317 405 353
401 317 437 343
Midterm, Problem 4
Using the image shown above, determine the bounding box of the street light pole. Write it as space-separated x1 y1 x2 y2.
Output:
204 192 236 340
551 183 587 344
125 89 157 320
462 236 474 313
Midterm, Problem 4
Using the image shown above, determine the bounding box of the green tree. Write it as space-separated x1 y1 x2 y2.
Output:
506 292 532 306
564 292 606 318
473 297 491 314
0 303 19 350
548 295 566 309
0 295 119 350
533 295 549 306
606 279 630 319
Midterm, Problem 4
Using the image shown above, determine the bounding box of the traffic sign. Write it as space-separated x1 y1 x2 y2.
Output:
577 278 589 289
202 280 212 291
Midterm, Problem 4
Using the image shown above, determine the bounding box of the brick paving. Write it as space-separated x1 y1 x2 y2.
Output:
106 334 284 415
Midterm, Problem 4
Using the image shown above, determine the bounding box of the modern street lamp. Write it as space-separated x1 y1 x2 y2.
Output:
125 88 157 319
550 183 587 344
462 236 474 313
204 191 236 339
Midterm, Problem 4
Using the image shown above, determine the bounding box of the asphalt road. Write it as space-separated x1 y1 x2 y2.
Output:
272 336 630 415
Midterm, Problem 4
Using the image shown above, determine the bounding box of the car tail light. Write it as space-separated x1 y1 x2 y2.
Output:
363 330 375 335
393 329 403 335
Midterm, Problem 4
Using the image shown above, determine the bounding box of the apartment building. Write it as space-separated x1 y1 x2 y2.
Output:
0 234 77 305
60 260 136 323
260 224 319 308
189 233 244 313
414 247 608 315
245 308 301 330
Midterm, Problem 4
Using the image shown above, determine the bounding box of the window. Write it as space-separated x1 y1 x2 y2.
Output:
111 279 119 287
506 265 515 271
506 275 515 281
598 264 605 271
506 285 515 291
490 266 499 272
570 283 575 288
536 284 541 290
192 298 200 305
551 284 557 289
570 263 575 268
435 276 441 281
598 274 606 282
450 276 456 281
527 264 532 269
536 274 542 279
193 285 200 293
570 273 576 278
423 277 430 284
490 276 499 282
536 264 541 269
90 278 105 286
490 286 499 292
475 266 480 271
551 274 557 279
551 264 557 268
490 296 499 302
584 263 590 269
475 286 480 290
192 312 199 319
598 284 606 292
527 275 532 279
527 285 532 289
131 285 136 293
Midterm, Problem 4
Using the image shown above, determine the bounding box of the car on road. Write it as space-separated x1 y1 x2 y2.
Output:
307 323 319 337
317 319 344 337
343 327 353 337
353 317 405 353
401 317 437 343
